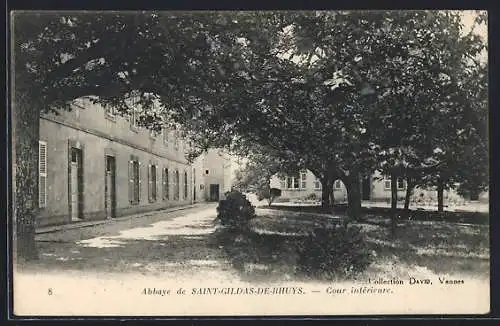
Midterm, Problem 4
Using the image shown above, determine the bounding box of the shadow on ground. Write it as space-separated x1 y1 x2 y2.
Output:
21 209 489 284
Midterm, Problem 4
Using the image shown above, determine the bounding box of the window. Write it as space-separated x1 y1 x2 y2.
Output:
174 132 179 151
104 105 116 120
205 169 209 175
314 179 321 190
162 168 169 200
174 170 180 200
286 176 299 189
148 164 157 202
184 171 188 199
280 178 286 189
397 178 405 190
129 97 140 130
39 141 47 208
193 169 196 200
383 176 391 190
163 127 169 145
129 157 140 204
300 172 307 189
334 180 342 189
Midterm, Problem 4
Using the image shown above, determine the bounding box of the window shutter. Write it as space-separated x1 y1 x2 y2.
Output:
162 168 166 201
148 164 151 202
138 161 141 201
128 160 134 203
38 141 47 208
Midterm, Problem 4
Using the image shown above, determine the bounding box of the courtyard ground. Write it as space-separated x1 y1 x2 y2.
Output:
14 202 490 315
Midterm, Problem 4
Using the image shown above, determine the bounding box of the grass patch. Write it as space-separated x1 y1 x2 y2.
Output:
212 210 489 282
261 204 489 225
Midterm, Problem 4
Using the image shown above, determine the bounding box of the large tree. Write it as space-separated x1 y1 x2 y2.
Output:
12 11 259 261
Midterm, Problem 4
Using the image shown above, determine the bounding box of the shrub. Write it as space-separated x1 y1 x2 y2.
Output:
304 193 318 201
215 190 256 231
296 223 373 279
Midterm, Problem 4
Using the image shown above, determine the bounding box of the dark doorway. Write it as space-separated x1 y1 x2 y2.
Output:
209 184 220 202
362 177 371 200
69 147 83 221
105 155 116 218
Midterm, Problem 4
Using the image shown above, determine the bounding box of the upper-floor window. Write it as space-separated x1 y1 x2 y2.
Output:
163 127 169 145
104 104 117 120
128 96 140 130
334 180 342 189
174 132 179 151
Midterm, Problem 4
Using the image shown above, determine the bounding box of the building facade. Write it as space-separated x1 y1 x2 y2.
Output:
37 97 228 227
270 169 488 204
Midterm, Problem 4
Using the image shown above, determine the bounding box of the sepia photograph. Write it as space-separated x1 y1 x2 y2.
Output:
10 10 489 316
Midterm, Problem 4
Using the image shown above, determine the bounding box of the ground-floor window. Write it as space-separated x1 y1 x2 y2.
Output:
397 178 406 190
174 170 180 200
286 176 299 189
129 157 140 204
300 172 307 189
184 170 188 199
163 168 169 200
148 164 157 202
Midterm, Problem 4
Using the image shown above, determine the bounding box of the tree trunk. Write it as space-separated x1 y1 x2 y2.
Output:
13 89 40 262
404 178 414 211
329 186 335 213
403 177 415 219
437 178 444 213
321 178 333 212
390 172 398 236
344 173 362 220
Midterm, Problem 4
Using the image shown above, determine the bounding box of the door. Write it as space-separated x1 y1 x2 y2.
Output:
209 184 220 202
362 177 371 200
69 147 83 221
105 155 116 218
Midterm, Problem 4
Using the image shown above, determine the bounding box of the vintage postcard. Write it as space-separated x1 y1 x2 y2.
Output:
10 10 489 316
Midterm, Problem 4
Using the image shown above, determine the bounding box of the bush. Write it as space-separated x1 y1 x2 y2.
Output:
304 193 318 201
296 223 373 279
215 190 256 231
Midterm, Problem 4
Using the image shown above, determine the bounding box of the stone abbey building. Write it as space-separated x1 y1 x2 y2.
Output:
37 97 230 227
